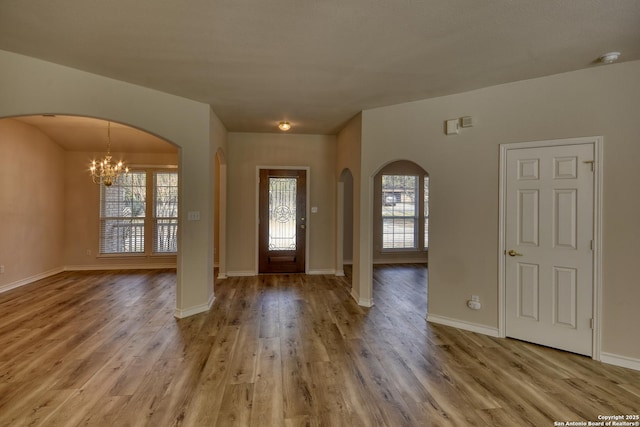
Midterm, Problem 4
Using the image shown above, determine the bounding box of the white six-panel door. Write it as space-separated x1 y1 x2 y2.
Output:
505 143 594 356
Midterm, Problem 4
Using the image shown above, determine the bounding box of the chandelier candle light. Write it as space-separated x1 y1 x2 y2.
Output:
89 122 128 186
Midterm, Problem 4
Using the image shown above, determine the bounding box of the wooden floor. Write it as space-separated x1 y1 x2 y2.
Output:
1 266 639 426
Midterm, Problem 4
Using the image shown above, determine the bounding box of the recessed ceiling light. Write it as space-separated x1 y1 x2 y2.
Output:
599 52 621 64
278 121 291 131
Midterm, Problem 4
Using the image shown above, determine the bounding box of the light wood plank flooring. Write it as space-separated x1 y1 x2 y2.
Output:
0 266 638 426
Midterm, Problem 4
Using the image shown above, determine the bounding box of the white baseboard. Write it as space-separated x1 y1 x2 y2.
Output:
600 352 640 372
0 267 65 294
426 314 500 337
335 269 345 277
350 288 373 307
65 263 176 271
226 271 256 277
343 260 353 265
217 273 228 279
174 292 215 319
226 270 338 277
308 269 336 275
373 258 427 265
1 264 178 295
350 288 360 305
358 297 374 307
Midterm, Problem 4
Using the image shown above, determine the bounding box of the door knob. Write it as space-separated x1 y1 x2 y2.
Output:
508 250 523 257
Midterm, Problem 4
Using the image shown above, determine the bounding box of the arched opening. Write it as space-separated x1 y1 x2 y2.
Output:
336 168 354 286
214 148 227 279
370 159 429 316
0 114 181 288
0 52 217 318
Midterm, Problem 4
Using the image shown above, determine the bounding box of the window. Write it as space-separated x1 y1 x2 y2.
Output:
382 175 418 249
99 169 178 255
100 172 146 254
153 172 178 253
380 173 429 251
424 175 429 249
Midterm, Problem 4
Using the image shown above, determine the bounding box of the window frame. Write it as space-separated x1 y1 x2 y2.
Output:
98 166 178 258
153 171 179 254
424 175 429 250
99 171 147 255
381 174 419 250
379 173 429 252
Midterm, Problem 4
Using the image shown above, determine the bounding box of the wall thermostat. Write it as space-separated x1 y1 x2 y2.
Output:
445 119 459 135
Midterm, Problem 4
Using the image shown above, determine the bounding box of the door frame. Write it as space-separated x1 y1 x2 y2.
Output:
498 136 603 360
255 166 310 274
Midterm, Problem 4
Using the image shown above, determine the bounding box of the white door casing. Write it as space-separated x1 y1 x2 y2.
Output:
499 137 602 358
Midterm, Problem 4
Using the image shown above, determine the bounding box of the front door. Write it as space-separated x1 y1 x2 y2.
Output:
505 143 594 356
259 169 306 273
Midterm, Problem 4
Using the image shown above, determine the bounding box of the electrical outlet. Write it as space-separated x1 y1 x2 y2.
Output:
468 295 481 310
0 265 5 274
86 249 92 256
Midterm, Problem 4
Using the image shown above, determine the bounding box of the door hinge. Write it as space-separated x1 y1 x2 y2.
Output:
590 240 594 250
583 160 594 171
590 318 594 329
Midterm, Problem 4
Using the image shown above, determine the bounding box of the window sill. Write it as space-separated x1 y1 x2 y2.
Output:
380 248 428 253
96 253 177 259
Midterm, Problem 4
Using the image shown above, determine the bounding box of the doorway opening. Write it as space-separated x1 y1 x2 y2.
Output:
336 168 354 284
0 115 180 291
370 160 429 315
214 149 227 279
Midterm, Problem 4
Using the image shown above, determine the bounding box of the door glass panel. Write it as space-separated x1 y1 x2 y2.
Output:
269 177 297 250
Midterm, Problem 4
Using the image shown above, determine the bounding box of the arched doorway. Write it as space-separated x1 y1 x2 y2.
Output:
0 115 179 281
214 148 227 279
370 159 429 315
1 50 221 318
336 168 354 284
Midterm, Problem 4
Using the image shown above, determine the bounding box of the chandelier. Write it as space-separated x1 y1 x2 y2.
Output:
89 122 128 186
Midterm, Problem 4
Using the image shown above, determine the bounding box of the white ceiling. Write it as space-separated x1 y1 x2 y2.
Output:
1 0 639 136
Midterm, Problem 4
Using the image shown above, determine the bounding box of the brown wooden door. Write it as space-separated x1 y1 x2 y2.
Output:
259 169 306 273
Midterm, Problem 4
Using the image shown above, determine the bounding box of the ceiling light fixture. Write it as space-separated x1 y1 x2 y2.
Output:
278 121 291 131
89 121 128 187
599 52 621 64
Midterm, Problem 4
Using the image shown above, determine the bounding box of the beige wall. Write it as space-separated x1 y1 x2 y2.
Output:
227 132 336 274
360 60 640 360
64 151 179 268
0 49 220 316
0 119 65 289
